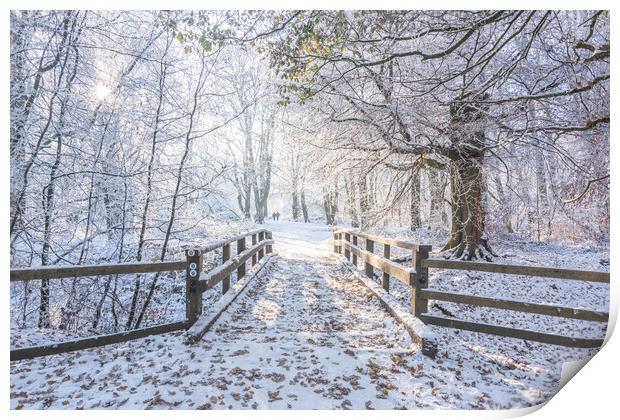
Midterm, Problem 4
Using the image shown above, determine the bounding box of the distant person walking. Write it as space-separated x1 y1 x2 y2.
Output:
271 212 276 221
275 211 280 221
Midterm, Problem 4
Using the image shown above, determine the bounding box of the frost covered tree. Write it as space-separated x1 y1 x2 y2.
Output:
207 10 609 259
10 11 242 330
217 49 276 223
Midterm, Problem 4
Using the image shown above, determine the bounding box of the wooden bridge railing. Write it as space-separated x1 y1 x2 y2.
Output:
333 229 609 352
10 229 274 361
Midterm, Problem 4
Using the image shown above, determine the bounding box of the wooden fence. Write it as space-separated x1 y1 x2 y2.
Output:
10 229 273 361
333 229 609 350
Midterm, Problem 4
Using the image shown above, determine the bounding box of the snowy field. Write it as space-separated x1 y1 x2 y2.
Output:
10 221 609 409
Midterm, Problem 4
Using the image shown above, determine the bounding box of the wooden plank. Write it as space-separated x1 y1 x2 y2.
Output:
237 237 246 280
10 321 188 361
342 241 413 285
420 289 608 322
222 243 231 294
420 315 604 348
411 245 432 318
365 238 374 278
382 244 390 293
422 259 609 283
185 249 203 325
265 231 273 254
10 260 187 282
198 240 273 292
251 234 258 266
333 232 339 253
335 229 417 250
344 233 351 260
200 229 269 253
258 231 265 260
335 232 342 254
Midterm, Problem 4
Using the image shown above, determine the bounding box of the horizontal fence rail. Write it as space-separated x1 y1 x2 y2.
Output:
423 259 610 283
10 229 274 361
341 240 413 285
10 321 188 362
200 228 272 253
419 315 604 348
333 228 609 352
419 289 608 322
340 230 418 250
10 260 186 282
198 239 274 292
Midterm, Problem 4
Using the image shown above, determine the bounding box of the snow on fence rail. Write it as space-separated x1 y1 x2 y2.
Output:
10 260 187 281
422 259 610 283
10 229 273 361
333 229 609 352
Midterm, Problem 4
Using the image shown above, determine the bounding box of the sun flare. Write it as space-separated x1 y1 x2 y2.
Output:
94 84 111 101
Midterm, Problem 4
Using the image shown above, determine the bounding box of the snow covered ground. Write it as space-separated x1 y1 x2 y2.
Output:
352 226 608 344
10 221 609 409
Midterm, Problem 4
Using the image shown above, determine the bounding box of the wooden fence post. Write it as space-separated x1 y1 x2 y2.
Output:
365 238 374 278
237 237 246 279
258 231 265 260
382 244 391 292
344 232 351 261
352 235 358 267
411 245 432 318
222 243 230 294
333 232 339 253
251 233 258 266
185 249 203 325
266 231 273 254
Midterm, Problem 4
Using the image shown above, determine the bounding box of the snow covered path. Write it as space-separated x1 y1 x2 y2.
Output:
194 221 433 409
11 221 577 409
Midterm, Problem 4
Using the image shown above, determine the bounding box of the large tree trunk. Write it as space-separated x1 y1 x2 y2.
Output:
442 97 496 260
443 160 494 259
